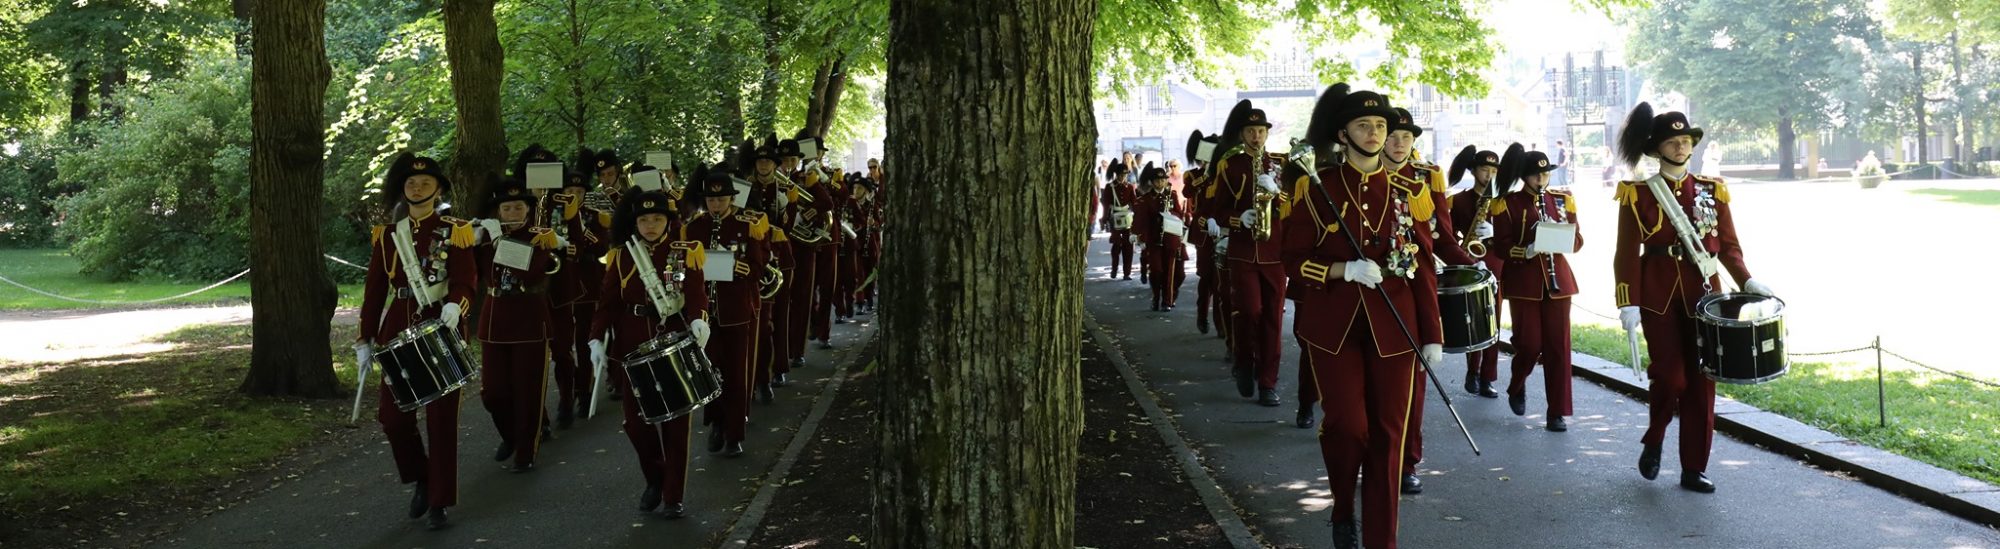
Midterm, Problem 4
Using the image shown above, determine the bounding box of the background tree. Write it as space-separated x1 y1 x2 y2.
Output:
1631 0 1879 179
242 0 339 396
23 0 231 123
441 0 508 210
872 0 1094 544
1887 0 1999 166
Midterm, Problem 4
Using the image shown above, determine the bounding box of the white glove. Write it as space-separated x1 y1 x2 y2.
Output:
1420 343 1443 367
1206 218 1222 235
588 339 608 371
774 188 791 210
690 318 712 348
1254 173 1279 193
1474 261 1490 272
1475 221 1494 239
352 342 374 369
1619 306 1642 332
1238 208 1260 229
1743 278 1776 298
440 302 462 332
1341 259 1383 288
479 218 503 242
552 233 570 249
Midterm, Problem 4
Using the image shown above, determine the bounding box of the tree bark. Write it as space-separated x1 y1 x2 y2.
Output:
566 0 589 151
1951 30 1973 166
1776 109 1796 180
752 0 781 139
815 56 850 139
442 0 509 211
1915 46 1928 165
713 30 746 143
242 0 340 397
873 0 1095 545
803 59 834 137
233 0 255 57
67 61 90 123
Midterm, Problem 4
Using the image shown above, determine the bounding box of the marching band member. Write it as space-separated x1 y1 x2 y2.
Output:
1281 85 1442 549
1101 161 1137 280
849 177 882 314
355 152 478 530
1137 163 1189 311
1182 132 1222 334
1446 146 1506 399
472 177 563 472
1208 99 1290 406
550 149 615 421
1488 144 1584 432
834 172 870 322
1614 103 1775 493
592 148 628 202
681 167 771 456
784 137 841 350
742 137 798 385
1384 107 1456 494
588 190 712 518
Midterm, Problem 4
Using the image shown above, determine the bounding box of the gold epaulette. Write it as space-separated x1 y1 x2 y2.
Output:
1425 166 1448 194
739 211 771 240
445 217 477 248
596 211 613 228
603 247 623 268
771 227 790 243
1548 189 1578 213
1488 199 1508 216
1409 185 1435 222
370 225 386 246
1615 181 1642 205
671 241 706 270
1694 174 1731 203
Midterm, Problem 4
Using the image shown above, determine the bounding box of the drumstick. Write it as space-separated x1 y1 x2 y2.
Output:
1627 328 1646 381
349 353 373 424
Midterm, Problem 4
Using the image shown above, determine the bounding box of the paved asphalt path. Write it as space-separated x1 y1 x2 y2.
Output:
160 317 876 548
1082 234 2000 549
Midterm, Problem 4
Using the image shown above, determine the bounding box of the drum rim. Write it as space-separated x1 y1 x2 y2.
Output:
1704 365 1789 385
1442 337 1498 354
385 318 450 347
1436 274 1495 296
1696 292 1786 328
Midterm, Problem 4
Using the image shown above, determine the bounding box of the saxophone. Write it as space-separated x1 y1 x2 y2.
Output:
1251 149 1280 242
1460 193 1492 259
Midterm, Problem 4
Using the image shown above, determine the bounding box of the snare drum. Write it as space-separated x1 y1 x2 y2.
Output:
1437 266 1500 353
621 331 723 424
373 319 477 412
1697 293 1788 384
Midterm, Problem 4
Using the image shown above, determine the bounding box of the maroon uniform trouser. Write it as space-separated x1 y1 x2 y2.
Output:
856 253 878 307
1149 240 1185 308
1108 230 1134 278
1506 297 1574 417
1215 263 1233 343
1465 341 1503 384
550 301 596 409
709 322 756 443
1296 317 1426 473
759 293 789 384
480 341 548 466
612 361 693 505
834 249 858 318
810 245 837 341
788 247 821 354
1305 321 1418 549
1230 261 1286 390
377 383 459 508
1193 239 1217 325
1639 295 1715 474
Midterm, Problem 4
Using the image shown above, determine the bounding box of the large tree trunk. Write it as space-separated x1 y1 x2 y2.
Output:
242 0 339 397
442 0 509 211
1776 109 1796 180
67 61 90 123
1915 47 1929 165
713 30 746 143
815 56 850 139
873 0 1095 545
233 0 254 56
751 0 781 138
1950 30 1974 167
566 0 589 150
802 59 834 137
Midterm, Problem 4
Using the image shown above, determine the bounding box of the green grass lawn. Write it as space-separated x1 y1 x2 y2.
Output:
1907 188 2000 208
1572 323 2000 486
0 323 366 517
0 248 363 310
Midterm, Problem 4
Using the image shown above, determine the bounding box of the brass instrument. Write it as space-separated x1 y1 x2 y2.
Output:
758 264 785 300
540 192 571 273
1251 148 1281 242
1460 194 1492 259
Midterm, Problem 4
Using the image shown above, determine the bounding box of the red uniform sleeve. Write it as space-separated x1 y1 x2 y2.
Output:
445 233 478 313
680 250 710 321
1411 214 1443 347
1613 186 1642 308
359 227 390 343
589 251 622 343
1429 188 1478 267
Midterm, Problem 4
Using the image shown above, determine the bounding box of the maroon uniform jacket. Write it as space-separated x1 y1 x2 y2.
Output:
1397 162 1476 267
360 212 479 345
474 226 558 344
1279 163 1442 357
589 240 712 351
1207 150 1289 264
1181 167 1213 246
1137 186 1190 253
1612 173 1751 314
542 193 612 308
1101 182 1138 229
1489 188 1584 300
681 208 772 329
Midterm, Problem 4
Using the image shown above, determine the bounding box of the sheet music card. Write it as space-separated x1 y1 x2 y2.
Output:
526 162 564 190
702 250 736 282
1532 222 1577 255
629 169 663 191
494 238 535 271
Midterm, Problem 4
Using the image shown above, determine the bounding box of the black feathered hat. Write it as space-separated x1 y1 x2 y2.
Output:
484 175 537 218
1106 160 1130 179
611 190 679 243
1303 83 1350 152
512 144 560 180
591 149 623 176
1140 162 1168 183
1518 150 1558 178
1332 88 1397 134
777 138 802 159
1217 99 1272 156
754 134 782 161
568 148 599 191
380 152 451 210
1390 107 1423 138
1184 130 1207 165
693 163 739 199
1617 102 1705 168
1447 145 1504 186
1497 143 1528 194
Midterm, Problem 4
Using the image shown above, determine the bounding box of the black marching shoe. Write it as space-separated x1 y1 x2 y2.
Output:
492 441 513 462
1477 381 1500 399
1257 387 1281 407
835 317 847 324
1638 444 1662 480
512 462 535 474
708 428 726 453
1196 316 1209 334
408 482 429 519
1546 415 1567 432
574 400 590 422
1401 473 1424 495
1295 403 1316 429
425 507 448 530
1509 392 1527 416
1150 302 1160 312
1680 472 1716 493
639 485 663 512
557 406 575 429
1233 368 1255 398
1331 516 1360 549
724 440 745 458
1463 369 1479 395
774 373 791 387
1165 305 1175 312
757 384 776 404
662 502 687 519
791 358 806 370
818 339 834 350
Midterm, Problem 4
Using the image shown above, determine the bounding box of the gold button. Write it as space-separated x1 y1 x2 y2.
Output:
1362 204 1370 211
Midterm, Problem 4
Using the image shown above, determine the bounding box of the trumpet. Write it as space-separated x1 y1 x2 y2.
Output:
758 264 785 300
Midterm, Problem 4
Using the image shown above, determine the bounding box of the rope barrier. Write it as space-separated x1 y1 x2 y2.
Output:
1574 303 1997 387
1880 348 2000 389
0 254 366 305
